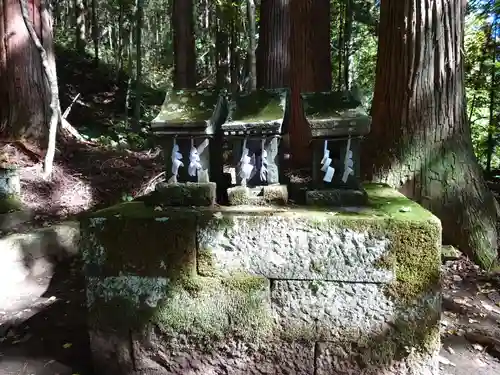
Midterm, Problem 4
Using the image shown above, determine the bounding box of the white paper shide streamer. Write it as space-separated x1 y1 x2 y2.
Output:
342 137 354 183
321 140 335 183
260 138 267 182
187 138 208 177
169 138 184 183
239 138 254 186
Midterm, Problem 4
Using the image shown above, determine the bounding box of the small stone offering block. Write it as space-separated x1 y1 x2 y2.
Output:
154 181 216 207
301 91 371 206
227 184 288 206
222 88 288 205
151 89 226 185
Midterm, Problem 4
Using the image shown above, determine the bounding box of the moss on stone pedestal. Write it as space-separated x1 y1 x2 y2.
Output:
87 274 273 344
0 194 23 213
83 183 441 365
227 185 288 206
80 208 198 278
155 182 216 206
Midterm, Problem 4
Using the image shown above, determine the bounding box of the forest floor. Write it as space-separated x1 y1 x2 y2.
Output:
0 47 499 373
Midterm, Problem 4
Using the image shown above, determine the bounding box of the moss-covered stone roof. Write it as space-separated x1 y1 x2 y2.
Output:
151 89 222 126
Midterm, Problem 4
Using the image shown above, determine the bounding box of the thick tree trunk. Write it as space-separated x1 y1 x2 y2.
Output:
257 0 290 88
172 0 196 89
362 0 498 268
0 0 50 147
289 0 331 166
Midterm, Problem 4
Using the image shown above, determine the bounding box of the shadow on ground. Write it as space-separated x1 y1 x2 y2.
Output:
0 258 94 375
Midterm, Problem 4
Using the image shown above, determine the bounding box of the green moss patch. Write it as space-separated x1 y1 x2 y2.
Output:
0 194 23 213
81 214 197 278
153 89 220 123
300 91 362 118
228 89 287 122
88 274 273 343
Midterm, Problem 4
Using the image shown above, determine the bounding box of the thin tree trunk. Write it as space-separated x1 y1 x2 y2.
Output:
485 16 498 174
133 0 144 132
215 3 229 89
343 0 353 90
91 0 98 64
230 15 239 93
362 0 498 269
75 0 86 53
246 0 257 90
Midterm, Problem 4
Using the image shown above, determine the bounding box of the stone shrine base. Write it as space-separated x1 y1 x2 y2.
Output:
227 184 288 205
80 184 441 375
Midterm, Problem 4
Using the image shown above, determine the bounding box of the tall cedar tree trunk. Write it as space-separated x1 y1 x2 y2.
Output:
362 0 498 268
172 0 196 89
257 0 331 165
289 0 331 166
257 0 290 88
0 0 50 147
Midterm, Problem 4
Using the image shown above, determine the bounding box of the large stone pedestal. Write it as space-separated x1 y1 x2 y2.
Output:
80 184 441 375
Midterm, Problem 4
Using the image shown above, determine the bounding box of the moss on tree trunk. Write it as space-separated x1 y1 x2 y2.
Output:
361 0 498 269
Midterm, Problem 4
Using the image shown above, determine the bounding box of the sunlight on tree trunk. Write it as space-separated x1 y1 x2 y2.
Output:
0 0 50 146
362 0 498 269
246 0 257 91
19 0 60 178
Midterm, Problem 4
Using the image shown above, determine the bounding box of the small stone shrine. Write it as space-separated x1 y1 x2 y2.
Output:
301 90 371 206
221 88 289 205
79 87 441 375
150 89 225 206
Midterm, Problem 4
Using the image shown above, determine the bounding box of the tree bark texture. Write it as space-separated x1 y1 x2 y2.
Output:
289 0 331 166
257 0 331 166
257 0 290 88
362 0 498 268
246 0 257 90
0 0 50 146
172 0 196 89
